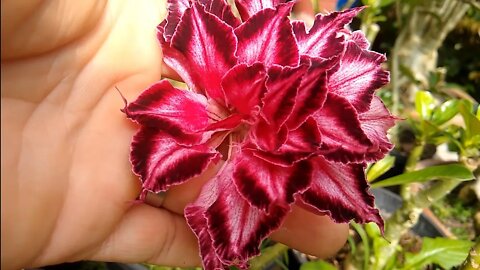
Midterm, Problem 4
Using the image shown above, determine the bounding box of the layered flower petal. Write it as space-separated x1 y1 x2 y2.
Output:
328 40 389 113
300 156 383 230
250 117 288 152
163 0 190 42
123 80 209 144
199 0 241 27
234 149 312 212
235 3 299 67
221 63 267 116
286 58 331 129
234 0 287 21
131 127 220 193
359 96 396 160
262 63 308 128
293 7 363 59
160 3 238 102
186 162 289 269
314 93 373 163
251 117 321 166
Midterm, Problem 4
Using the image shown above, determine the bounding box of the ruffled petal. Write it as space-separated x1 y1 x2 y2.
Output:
286 58 331 129
261 63 308 128
328 40 389 113
199 0 241 27
160 3 238 103
293 7 363 59
359 96 396 160
349 30 370 49
234 0 287 21
123 80 209 144
163 0 190 42
131 127 220 193
251 117 321 166
186 162 289 269
234 148 312 212
314 93 373 163
249 117 288 152
299 156 384 230
221 63 267 116
234 3 299 67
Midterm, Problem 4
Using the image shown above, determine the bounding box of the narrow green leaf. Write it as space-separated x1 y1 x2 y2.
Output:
415 91 435 120
403 237 473 269
431 99 460 125
367 155 396 182
459 101 480 142
371 164 474 188
300 260 337 270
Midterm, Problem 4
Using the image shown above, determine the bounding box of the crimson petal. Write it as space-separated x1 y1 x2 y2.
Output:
234 0 287 21
262 63 308 128
328 41 389 113
286 58 331 129
314 93 373 163
186 162 289 268
163 0 190 42
123 80 209 144
359 96 396 161
221 63 267 116
234 148 312 212
349 30 370 49
249 117 288 152
199 0 241 27
131 128 220 193
234 3 299 67
252 117 321 166
300 156 383 230
161 3 237 103
293 7 363 59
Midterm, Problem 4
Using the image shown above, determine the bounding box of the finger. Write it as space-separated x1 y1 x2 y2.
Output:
270 205 349 259
89 203 200 267
162 164 349 259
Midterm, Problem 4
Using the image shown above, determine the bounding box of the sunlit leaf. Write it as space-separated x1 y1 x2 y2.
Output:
415 90 435 120
367 155 395 182
371 164 474 188
404 237 474 270
431 99 459 125
459 100 480 142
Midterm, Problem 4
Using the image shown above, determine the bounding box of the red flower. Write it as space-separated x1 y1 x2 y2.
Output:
124 0 394 269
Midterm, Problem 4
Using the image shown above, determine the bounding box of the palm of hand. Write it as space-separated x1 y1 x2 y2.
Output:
1 1 348 269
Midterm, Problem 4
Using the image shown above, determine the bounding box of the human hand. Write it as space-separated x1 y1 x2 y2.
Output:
1 1 348 269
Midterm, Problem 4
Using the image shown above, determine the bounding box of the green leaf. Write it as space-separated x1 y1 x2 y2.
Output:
459 100 480 142
300 260 337 270
403 237 473 269
367 155 396 182
431 99 460 125
371 164 474 188
415 91 435 120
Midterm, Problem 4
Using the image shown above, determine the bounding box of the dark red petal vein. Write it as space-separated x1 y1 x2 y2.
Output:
300 156 383 230
313 93 372 163
161 3 237 103
328 41 389 113
131 128 220 192
123 80 209 144
293 7 363 59
234 150 312 212
221 63 267 116
235 3 299 67
186 162 289 268
234 0 287 21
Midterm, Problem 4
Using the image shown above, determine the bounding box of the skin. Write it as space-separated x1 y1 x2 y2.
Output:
1 1 348 269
